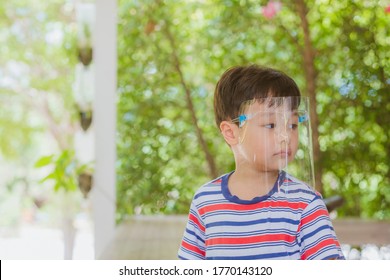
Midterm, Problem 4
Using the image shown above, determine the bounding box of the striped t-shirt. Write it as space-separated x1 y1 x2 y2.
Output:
178 171 344 260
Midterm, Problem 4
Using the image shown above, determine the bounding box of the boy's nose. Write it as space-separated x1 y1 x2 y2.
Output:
275 123 291 143
276 133 290 145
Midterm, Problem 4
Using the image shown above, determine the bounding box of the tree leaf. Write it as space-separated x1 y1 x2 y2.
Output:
34 155 55 168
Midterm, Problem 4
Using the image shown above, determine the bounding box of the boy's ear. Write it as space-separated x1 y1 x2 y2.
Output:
220 121 239 146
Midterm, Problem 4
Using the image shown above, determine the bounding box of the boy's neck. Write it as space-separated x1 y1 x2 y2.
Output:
228 168 279 200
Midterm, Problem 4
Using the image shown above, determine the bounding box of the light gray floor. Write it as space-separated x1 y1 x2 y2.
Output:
99 215 187 260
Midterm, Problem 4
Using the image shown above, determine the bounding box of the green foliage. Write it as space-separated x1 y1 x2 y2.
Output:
0 0 82 224
117 0 231 217
0 0 78 160
34 149 92 193
313 1 390 219
117 0 389 220
0 99 43 159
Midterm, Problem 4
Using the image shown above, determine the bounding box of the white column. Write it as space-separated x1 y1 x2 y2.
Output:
92 0 117 259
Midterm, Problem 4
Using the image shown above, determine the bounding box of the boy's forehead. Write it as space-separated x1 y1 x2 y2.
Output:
244 100 293 114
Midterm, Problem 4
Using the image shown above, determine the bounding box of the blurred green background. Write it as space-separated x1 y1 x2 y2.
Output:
116 0 390 220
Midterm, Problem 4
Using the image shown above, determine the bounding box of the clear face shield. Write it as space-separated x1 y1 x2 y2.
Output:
233 96 315 191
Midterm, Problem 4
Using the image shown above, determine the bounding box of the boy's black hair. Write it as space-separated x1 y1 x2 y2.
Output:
213 65 301 128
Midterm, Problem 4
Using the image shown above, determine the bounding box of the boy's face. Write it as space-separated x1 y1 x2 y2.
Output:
236 100 300 172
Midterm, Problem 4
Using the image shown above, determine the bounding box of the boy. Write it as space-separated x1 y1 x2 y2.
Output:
178 65 344 260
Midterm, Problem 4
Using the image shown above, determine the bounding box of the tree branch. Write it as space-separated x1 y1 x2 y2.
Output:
5 86 75 151
295 0 323 193
162 22 218 179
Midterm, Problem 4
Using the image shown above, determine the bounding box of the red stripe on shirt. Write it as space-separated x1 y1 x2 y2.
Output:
301 238 337 259
213 179 222 184
206 233 295 246
189 213 205 232
300 208 328 226
181 240 205 257
199 201 307 216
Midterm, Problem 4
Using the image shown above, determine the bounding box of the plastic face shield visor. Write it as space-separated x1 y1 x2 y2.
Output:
232 96 315 190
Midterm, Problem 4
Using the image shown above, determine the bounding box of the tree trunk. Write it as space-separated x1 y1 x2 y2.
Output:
163 23 218 179
295 0 323 193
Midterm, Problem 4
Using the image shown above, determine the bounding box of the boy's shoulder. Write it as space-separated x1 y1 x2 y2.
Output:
192 173 228 202
281 172 323 201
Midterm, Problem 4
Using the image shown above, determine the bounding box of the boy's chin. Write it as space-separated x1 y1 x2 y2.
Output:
251 166 284 174
238 160 290 173
260 164 289 173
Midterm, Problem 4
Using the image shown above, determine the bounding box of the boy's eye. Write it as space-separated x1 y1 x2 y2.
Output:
263 123 298 129
264 123 276 129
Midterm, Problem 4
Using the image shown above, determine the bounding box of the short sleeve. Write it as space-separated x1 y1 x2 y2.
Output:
297 195 344 260
178 200 206 260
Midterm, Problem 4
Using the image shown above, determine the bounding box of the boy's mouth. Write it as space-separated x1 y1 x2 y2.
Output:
273 150 291 157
